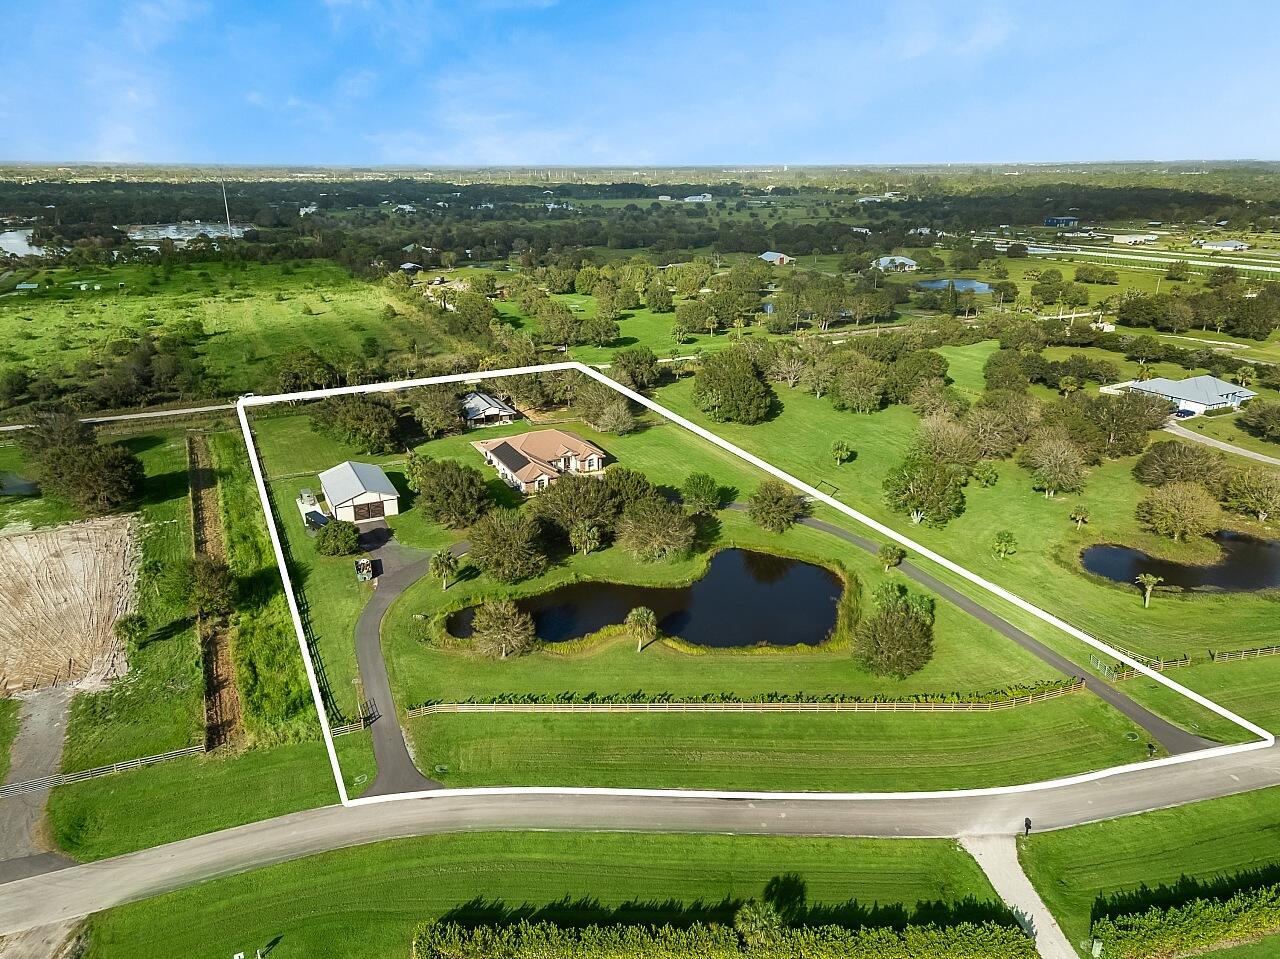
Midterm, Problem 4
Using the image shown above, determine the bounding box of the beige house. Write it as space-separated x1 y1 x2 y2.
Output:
472 429 606 493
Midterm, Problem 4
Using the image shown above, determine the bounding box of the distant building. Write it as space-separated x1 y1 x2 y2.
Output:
657 195 673 201
472 429 607 494
855 196 883 204
1114 234 1157 245
1147 221 1164 227
318 461 400 522
758 251 794 265
1126 375 1257 416
299 203 319 216
874 255 918 272
461 390 518 428
849 226 871 235
683 193 712 203
399 262 423 274
1044 216 1080 227
15 282 38 291
394 204 417 213
1200 239 1251 251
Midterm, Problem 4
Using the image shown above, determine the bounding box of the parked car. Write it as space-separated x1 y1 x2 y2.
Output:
1173 409 1197 419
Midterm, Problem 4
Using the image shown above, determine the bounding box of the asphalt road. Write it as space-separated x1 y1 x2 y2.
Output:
0 403 235 432
1165 422 1280 467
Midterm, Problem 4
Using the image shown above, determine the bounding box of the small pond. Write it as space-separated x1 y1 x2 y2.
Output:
0 229 45 257
916 278 993 293
447 548 843 647
1080 531 1280 592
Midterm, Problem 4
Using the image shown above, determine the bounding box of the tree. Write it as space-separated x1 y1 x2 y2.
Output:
1225 467 1280 523
1237 365 1257 389
853 581 935 678
913 413 980 475
611 346 661 390
675 299 712 337
616 495 695 562
1020 434 1086 498
1136 573 1164 609
1133 440 1226 490
405 454 492 528
626 606 658 652
310 395 400 454
471 598 536 659
992 530 1017 560
644 279 673 313
748 479 809 533
113 613 149 651
1070 505 1090 530
430 548 458 590
1137 482 1220 541
18 412 142 514
692 347 773 424
601 466 657 511
680 472 722 515
467 508 547 582
410 385 462 439
533 472 619 539
879 543 906 572
831 440 853 465
594 398 637 434
971 461 999 487
315 519 361 556
734 901 783 949
569 520 601 556
882 455 965 526
1241 400 1280 443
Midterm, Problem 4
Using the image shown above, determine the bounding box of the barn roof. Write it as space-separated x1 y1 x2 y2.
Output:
318 461 398 507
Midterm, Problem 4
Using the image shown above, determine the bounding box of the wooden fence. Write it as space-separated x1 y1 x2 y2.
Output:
0 744 206 799
1212 645 1280 663
1109 656 1192 682
403 681 1085 719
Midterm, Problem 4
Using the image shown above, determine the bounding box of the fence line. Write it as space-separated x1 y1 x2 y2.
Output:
329 720 367 737
0 745 206 799
1212 645 1280 663
403 682 1085 719
1109 656 1192 682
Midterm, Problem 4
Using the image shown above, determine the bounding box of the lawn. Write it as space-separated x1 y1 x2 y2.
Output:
80 831 1006 959
0 442 79 535
406 692 1154 792
0 697 18 782
47 731 371 861
60 431 205 771
1020 786 1280 951
935 339 1000 399
1179 411 1280 460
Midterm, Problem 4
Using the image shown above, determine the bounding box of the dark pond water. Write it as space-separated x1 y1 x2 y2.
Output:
447 548 843 647
916 278 993 293
1080 531 1280 592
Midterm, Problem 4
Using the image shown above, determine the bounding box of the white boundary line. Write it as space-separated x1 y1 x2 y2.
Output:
236 361 1273 810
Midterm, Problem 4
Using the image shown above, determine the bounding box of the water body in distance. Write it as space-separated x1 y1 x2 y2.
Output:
1081 531 1280 592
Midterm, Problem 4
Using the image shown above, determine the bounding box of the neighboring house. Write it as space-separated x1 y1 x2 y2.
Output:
1114 234 1158 245
399 262 423 274
15 282 38 291
318 461 400 522
874 255 918 272
461 390 518 428
758 251 794 265
1044 216 1080 227
1125 375 1257 415
849 226 871 235
683 193 712 203
1200 239 1251 252
855 196 882 204
472 429 606 493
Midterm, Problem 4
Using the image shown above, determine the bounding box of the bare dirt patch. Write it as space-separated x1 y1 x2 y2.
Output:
0 517 138 695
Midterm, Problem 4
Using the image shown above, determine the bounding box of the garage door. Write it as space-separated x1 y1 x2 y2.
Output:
352 501 385 521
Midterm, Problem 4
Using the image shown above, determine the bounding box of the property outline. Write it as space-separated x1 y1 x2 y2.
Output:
236 361 1274 809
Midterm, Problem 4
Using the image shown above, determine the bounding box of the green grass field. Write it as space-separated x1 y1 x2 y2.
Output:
0 697 18 782
0 443 79 534
60 431 205 770
80 831 1005 959
406 693 1154 792
1020 786 1280 950
47 731 371 861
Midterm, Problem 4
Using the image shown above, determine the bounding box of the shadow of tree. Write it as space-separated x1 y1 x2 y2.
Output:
1091 863 1280 926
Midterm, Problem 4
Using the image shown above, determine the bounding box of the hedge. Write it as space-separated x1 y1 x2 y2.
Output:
407 679 1081 710
1092 882 1280 958
412 919 1037 959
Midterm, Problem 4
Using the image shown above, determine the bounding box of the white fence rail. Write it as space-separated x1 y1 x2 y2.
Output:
0 745 205 799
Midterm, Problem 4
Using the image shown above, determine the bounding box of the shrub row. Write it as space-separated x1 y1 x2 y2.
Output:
1092 882 1280 958
412 919 1036 959
410 679 1080 710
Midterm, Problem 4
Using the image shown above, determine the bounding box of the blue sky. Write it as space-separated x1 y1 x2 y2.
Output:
6 0 1280 165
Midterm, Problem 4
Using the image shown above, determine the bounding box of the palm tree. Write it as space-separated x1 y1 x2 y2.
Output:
569 521 601 557
1136 573 1164 609
626 606 658 652
1237 365 1256 388
734 901 783 949
431 548 458 590
1070 506 1090 531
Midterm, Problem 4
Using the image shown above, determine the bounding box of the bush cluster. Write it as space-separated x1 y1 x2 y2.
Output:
1091 882 1280 959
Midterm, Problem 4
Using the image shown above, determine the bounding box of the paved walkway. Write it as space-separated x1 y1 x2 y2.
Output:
1164 422 1280 467
0 689 75 881
962 835 1077 959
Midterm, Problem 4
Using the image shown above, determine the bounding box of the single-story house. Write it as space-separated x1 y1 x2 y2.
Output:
1200 239 1251 252
1044 216 1079 227
683 193 712 203
1125 375 1257 416
849 226 871 235
318 461 400 522
399 262 424 274
758 251 794 266
1114 234 1158 245
874 255 918 272
472 429 606 493
461 390 518 428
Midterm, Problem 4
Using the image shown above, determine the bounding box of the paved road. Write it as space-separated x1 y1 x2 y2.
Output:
728 505 1214 755
0 403 235 433
2 736 1279 936
0 690 75 880
354 523 440 795
1165 422 1280 467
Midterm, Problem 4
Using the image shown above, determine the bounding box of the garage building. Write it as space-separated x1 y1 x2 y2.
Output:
318 461 400 522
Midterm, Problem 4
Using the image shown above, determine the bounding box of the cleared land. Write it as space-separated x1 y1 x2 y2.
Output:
79 832 1004 959
0 516 137 694
1020 786 1280 950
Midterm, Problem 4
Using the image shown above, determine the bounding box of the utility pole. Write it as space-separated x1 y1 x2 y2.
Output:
220 176 233 236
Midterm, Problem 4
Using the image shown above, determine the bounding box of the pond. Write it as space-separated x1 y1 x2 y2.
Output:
916 278 993 293
447 548 844 647
0 229 46 257
1080 531 1280 592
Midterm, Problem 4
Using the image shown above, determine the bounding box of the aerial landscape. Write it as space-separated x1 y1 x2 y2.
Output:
3 3 1280 958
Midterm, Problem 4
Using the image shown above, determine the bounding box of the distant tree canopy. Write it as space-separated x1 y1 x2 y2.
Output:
17 411 143 513
692 347 774 424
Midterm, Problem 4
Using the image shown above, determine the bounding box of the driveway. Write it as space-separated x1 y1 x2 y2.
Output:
0 689 75 883
1164 422 1280 467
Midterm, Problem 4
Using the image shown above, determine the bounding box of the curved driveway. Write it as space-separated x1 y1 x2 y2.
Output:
2 740 1279 936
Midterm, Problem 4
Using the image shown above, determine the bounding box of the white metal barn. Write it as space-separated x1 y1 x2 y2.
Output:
318 461 400 522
